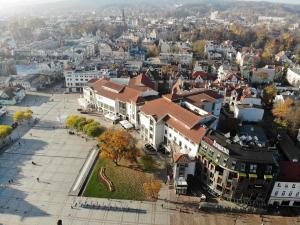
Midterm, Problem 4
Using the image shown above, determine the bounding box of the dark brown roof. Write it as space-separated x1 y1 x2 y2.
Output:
103 82 125 93
280 162 300 182
91 78 144 103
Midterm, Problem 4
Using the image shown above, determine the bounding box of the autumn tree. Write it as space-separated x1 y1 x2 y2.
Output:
272 98 293 127
285 106 300 132
272 98 293 119
143 180 162 199
0 125 13 139
13 111 24 123
98 129 140 166
23 110 33 121
262 85 277 106
83 121 102 137
192 40 206 58
65 115 80 129
147 45 160 58
13 110 33 123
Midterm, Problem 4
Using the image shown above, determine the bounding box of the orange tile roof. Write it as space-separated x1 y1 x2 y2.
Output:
140 98 204 128
128 74 155 91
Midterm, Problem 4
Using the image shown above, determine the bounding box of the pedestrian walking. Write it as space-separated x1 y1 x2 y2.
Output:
32 161 36 165
36 178 40 182
18 142 21 146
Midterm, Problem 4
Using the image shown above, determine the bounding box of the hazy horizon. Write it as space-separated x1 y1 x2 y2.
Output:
0 0 299 7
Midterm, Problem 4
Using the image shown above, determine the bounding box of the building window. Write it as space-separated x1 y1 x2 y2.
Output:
165 130 167 135
285 184 289 188
296 192 299 197
240 163 246 172
178 164 185 177
277 183 281 187
293 184 296 188
265 165 272 174
179 141 182 147
275 191 278 196
282 191 286 196
231 161 236 170
289 191 293 196
250 164 257 173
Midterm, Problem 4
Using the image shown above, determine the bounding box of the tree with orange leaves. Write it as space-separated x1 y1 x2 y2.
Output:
272 98 293 119
98 129 140 166
272 98 293 127
143 180 162 200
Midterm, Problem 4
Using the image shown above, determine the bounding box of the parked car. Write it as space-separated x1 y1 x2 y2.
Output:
144 143 156 152
80 111 88 114
68 131 75 135
77 108 83 112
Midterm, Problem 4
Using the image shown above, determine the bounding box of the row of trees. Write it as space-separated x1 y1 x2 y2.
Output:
0 110 33 141
66 115 103 138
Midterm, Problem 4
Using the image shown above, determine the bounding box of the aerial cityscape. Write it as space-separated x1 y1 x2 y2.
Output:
0 0 300 224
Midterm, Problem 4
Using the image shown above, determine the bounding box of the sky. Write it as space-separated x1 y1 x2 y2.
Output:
0 0 299 7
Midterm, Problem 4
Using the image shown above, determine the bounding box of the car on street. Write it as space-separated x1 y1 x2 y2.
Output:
144 143 156 152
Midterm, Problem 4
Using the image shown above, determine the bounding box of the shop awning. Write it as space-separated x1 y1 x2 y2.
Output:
120 120 134 129
104 113 120 121
249 173 257 178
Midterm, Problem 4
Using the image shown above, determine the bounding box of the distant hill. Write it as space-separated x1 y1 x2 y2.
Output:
2 0 300 17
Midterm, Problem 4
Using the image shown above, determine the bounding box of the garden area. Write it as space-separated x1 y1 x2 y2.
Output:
83 158 157 200
82 128 163 201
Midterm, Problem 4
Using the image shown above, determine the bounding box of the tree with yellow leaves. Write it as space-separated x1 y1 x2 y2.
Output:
143 180 162 200
192 40 206 58
98 129 140 166
0 125 12 139
262 85 277 106
13 109 33 123
272 98 293 127
272 98 293 119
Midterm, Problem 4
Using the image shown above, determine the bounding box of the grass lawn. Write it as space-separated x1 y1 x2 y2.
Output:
83 158 156 200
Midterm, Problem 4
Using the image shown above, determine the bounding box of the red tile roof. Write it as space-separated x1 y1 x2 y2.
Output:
192 71 208 80
173 153 191 164
165 116 207 143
